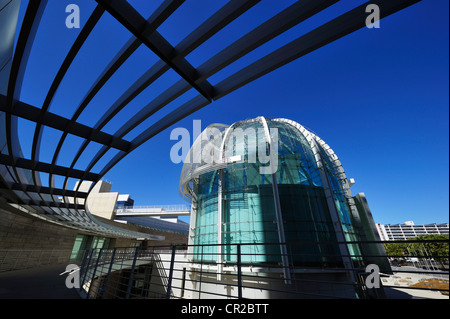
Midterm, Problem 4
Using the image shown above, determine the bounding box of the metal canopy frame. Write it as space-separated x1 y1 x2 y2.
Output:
0 0 421 238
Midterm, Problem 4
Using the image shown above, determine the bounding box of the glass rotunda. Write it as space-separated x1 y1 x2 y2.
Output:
179 117 363 269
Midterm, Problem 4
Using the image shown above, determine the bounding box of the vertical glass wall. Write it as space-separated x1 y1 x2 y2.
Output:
221 120 279 263
70 235 89 261
193 170 219 262
70 234 111 261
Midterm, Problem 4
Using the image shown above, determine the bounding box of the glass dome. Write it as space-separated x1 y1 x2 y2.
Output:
179 117 361 267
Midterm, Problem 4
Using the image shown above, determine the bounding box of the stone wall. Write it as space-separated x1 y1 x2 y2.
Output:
0 204 188 272
0 206 80 272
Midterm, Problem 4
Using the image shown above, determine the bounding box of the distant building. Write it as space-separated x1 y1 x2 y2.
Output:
65 181 189 234
116 194 134 209
376 221 449 241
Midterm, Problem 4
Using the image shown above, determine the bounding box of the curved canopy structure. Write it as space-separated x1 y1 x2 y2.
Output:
0 0 421 238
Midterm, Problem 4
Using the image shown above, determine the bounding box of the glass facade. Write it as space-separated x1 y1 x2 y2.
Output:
70 234 111 261
115 195 134 209
315 140 362 262
180 117 362 267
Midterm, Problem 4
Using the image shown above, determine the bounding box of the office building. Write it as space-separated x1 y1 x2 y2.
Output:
376 221 449 241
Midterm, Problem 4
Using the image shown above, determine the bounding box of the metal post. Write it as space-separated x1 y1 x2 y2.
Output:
100 248 116 299
259 116 291 284
198 245 203 299
237 244 242 299
78 250 87 287
81 249 94 291
125 247 139 299
145 262 154 297
166 245 176 299
87 248 103 299
217 169 224 281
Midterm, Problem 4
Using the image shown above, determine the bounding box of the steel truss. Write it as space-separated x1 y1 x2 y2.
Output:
0 0 421 237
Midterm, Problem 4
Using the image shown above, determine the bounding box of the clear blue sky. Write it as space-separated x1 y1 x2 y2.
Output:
14 0 449 225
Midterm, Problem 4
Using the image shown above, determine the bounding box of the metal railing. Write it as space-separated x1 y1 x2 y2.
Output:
115 205 191 213
77 239 449 299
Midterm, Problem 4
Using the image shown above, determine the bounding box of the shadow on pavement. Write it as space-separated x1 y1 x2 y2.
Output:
0 264 81 299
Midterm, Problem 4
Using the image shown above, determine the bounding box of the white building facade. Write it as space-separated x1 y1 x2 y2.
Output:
376 221 449 241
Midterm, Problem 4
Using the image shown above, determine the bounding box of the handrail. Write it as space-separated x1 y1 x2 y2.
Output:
115 205 191 212
78 239 449 300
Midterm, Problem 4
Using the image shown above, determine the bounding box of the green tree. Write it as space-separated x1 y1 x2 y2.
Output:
383 242 407 258
383 234 449 267
407 234 449 267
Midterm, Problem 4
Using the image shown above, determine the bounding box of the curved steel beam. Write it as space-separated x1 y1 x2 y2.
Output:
96 0 421 183
69 0 261 203
49 0 186 209
69 0 330 199
0 0 422 238
81 0 345 181
214 0 422 98
95 0 215 101
29 6 104 216
4 0 48 214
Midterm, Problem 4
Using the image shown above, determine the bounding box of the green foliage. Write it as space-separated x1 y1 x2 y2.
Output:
384 242 406 257
409 234 449 265
383 234 449 266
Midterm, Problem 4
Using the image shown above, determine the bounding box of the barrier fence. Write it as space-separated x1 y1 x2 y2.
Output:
77 239 449 299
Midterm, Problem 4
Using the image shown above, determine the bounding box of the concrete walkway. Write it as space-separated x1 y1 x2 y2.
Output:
384 286 448 299
381 266 449 299
0 264 81 299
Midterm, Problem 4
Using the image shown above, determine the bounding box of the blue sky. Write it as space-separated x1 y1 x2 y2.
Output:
14 0 449 225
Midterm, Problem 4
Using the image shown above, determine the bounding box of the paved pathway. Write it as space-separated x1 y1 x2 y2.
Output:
382 266 449 299
0 264 81 299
